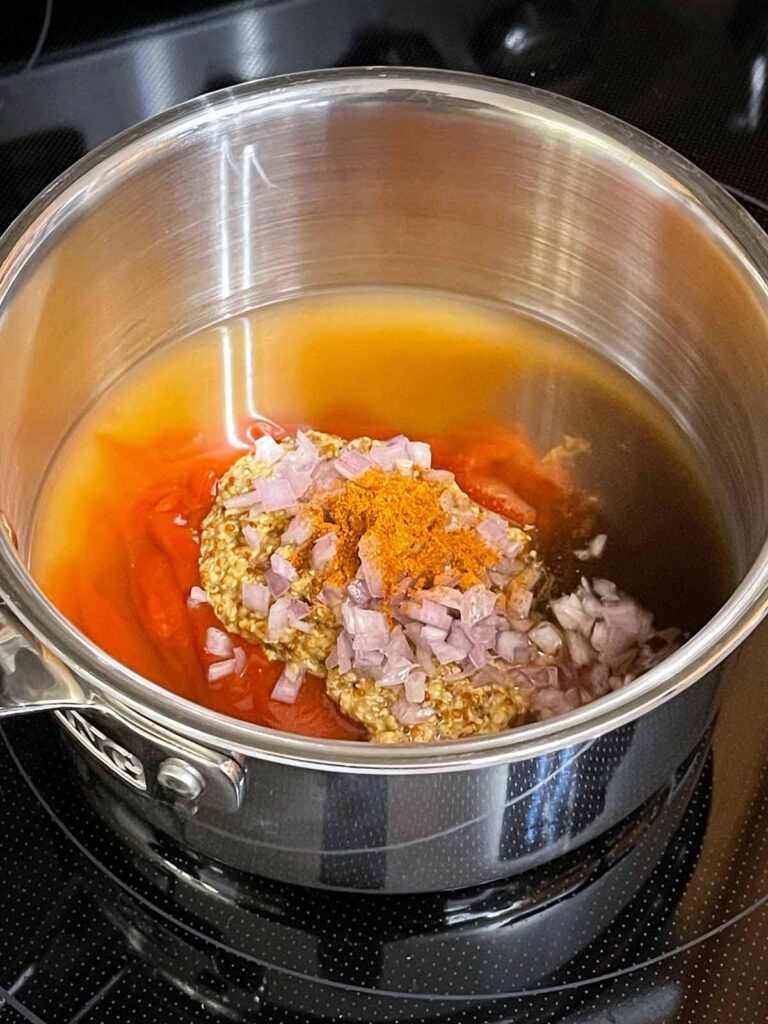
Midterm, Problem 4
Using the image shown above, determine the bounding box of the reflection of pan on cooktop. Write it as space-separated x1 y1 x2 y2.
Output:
2 713 710 1015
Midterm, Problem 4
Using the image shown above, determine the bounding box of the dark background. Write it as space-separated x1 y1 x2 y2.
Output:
2 2 768 1022
1 0 768 231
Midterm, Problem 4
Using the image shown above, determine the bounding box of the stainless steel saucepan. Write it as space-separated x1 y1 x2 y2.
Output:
1 69 768 894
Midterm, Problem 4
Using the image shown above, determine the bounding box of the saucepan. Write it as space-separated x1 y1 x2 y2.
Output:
1 68 768 894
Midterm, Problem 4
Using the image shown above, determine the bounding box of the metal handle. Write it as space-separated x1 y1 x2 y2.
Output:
56 705 245 813
0 606 245 812
0 604 88 715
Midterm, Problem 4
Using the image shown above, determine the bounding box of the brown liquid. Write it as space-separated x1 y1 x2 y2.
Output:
33 288 729 668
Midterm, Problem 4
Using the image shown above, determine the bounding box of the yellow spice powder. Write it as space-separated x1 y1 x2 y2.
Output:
298 468 496 595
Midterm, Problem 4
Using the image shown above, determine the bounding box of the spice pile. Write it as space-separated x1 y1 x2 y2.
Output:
197 430 682 743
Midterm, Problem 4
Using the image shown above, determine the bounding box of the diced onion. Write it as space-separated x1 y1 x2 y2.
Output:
404 670 427 702
429 587 464 611
408 441 432 468
285 466 313 501
358 536 384 598
264 569 291 598
496 630 531 663
281 515 314 545
421 624 448 644
335 449 372 479
204 627 233 658
472 664 504 687
593 578 618 601
341 604 388 636
187 586 208 608
430 639 467 666
336 632 353 674
267 596 292 640
223 489 261 510
255 477 296 512
208 658 236 682
460 585 498 626
270 552 298 582
550 594 593 636
392 696 435 726
253 434 283 463
468 645 488 669
242 524 263 550
271 663 305 704
311 531 338 573
528 622 562 656
477 513 509 548
242 581 270 615
507 588 534 620
565 629 593 667
405 598 453 630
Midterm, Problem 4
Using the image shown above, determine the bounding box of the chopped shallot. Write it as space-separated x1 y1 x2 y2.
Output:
253 434 282 463
223 489 261 510
282 515 314 545
255 477 295 512
264 569 291 598
404 671 427 702
204 627 233 658
270 552 298 582
187 586 209 608
242 524 263 550
528 621 562 655
392 696 435 725
311 532 338 573
267 596 292 640
208 658 236 682
271 663 305 704
233 647 246 676
242 581 270 615
199 429 683 734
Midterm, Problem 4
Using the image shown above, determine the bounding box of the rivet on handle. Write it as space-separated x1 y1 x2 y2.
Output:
157 756 206 801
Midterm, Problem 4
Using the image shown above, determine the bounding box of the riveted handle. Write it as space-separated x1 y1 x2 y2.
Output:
56 705 245 814
0 606 245 813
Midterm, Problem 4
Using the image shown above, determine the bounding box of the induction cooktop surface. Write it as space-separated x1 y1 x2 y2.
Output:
2 2 768 1022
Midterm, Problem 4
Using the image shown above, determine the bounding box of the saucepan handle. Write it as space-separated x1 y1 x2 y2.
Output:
0 603 89 716
0 604 245 813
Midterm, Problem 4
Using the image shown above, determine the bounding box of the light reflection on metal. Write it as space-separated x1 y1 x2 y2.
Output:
733 55 767 131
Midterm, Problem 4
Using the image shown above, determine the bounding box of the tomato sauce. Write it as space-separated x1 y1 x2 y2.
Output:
39 412 579 739
32 291 724 739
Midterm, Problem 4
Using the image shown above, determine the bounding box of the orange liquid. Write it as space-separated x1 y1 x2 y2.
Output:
31 291 726 737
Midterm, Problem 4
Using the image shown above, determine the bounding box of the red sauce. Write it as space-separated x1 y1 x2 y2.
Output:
40 411 583 740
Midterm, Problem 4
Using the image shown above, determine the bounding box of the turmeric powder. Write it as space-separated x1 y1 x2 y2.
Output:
299 467 497 596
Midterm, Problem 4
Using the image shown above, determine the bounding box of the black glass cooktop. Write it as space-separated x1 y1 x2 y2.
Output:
2 2 768 1021
3 626 768 1024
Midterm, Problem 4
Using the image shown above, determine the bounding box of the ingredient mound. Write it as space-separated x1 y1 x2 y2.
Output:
199 430 681 743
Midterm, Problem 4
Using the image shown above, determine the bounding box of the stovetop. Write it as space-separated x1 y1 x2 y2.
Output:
2 2 768 1022
4 624 768 1024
